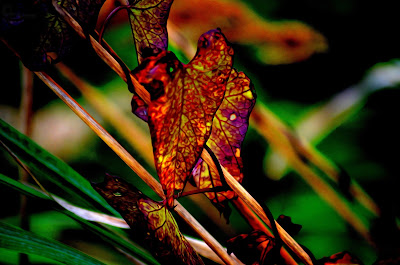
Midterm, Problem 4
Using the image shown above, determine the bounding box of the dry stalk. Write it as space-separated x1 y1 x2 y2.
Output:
251 105 373 244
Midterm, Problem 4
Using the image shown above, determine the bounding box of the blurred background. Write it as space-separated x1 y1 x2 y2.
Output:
1 0 400 264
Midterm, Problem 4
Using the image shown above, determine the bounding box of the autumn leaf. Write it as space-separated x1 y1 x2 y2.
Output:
60 0 105 30
131 28 234 208
0 0 105 70
169 0 327 64
93 174 204 265
227 230 279 265
191 68 256 217
127 0 174 64
318 251 364 265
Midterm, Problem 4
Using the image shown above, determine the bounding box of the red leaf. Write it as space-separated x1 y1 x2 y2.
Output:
93 174 204 265
227 230 277 265
191 68 256 215
128 0 174 63
132 28 234 208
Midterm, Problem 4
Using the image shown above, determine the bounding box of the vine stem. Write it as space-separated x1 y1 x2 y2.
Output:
35 71 240 265
232 198 298 265
51 2 314 264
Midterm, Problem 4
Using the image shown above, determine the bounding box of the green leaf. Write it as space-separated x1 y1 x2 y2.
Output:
0 221 105 265
0 173 160 265
0 118 118 216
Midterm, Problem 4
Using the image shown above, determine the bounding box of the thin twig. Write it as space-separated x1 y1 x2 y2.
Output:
251 105 373 244
232 198 298 265
51 3 314 264
56 63 154 166
35 71 239 265
18 62 34 265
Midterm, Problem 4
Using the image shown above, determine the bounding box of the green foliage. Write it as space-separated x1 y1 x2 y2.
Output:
0 221 105 265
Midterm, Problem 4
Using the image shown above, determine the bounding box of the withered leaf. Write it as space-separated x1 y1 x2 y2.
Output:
128 0 174 63
169 0 327 65
191 68 256 218
276 215 302 236
93 174 204 265
0 0 105 70
227 230 278 265
132 28 234 208
318 251 364 265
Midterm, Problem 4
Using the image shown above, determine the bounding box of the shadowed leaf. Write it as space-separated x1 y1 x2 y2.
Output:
227 230 278 265
318 251 364 265
93 174 204 265
191 68 256 218
276 215 302 236
0 0 105 70
131 29 234 207
128 0 174 63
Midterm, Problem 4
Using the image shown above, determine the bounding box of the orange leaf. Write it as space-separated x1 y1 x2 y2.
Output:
93 174 204 265
132 28 234 208
192 68 256 216
227 230 278 265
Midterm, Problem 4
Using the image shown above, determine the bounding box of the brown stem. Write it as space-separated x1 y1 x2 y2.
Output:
179 187 227 198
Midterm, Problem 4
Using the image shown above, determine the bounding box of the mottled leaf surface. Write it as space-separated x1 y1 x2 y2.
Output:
319 251 364 265
227 230 277 265
128 0 173 63
132 29 234 207
93 174 204 265
192 68 256 215
0 0 105 70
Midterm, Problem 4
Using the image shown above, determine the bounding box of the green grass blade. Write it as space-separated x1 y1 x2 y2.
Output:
0 118 118 216
0 174 49 201
0 173 160 265
0 221 105 265
64 213 160 265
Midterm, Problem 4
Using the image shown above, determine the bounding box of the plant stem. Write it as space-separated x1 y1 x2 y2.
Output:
18 63 34 265
56 63 154 167
35 71 240 265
